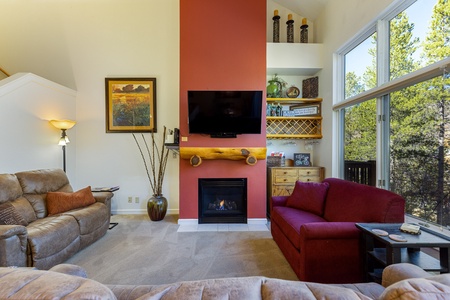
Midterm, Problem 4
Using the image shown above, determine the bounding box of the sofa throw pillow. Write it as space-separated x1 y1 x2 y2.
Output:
286 181 329 216
0 202 28 226
46 186 95 215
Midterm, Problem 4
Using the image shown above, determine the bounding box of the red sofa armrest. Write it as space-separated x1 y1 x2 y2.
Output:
270 196 289 214
298 222 363 283
300 222 360 240
271 196 288 207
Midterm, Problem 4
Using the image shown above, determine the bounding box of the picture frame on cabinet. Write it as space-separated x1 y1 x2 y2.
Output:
105 77 157 133
294 153 312 167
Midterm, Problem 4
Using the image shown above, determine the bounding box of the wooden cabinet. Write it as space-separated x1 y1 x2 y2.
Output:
267 166 325 217
266 98 322 139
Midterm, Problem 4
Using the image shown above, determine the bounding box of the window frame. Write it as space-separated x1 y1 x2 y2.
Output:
332 0 450 190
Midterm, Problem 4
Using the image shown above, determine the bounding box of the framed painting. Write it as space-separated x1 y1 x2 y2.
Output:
105 77 157 133
290 103 321 117
293 153 312 167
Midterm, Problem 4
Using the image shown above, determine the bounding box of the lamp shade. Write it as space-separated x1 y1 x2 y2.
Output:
49 119 76 130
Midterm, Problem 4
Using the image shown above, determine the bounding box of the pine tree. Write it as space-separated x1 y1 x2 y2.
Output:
418 0 450 225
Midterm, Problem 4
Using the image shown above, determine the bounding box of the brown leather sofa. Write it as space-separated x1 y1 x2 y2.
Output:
0 263 449 299
0 168 113 269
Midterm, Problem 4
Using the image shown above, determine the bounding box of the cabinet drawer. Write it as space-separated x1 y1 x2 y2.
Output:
274 176 297 183
297 176 321 182
274 169 298 177
297 168 321 177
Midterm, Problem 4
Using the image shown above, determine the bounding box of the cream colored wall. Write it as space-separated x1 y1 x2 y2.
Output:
0 73 77 179
313 0 395 177
0 0 180 214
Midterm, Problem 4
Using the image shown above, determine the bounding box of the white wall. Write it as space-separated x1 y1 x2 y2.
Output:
0 0 180 214
0 73 77 180
314 0 395 176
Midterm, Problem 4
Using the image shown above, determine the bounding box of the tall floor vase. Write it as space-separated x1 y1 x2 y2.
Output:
147 195 168 221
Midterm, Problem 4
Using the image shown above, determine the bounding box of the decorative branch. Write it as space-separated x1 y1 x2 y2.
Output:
132 126 169 196
132 133 155 193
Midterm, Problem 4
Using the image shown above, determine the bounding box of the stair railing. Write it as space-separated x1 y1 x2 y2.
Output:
0 66 10 77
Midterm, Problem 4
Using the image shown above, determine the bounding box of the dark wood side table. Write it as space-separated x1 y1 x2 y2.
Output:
356 223 450 282
92 186 119 229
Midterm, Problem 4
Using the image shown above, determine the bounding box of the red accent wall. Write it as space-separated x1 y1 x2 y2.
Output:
179 0 267 220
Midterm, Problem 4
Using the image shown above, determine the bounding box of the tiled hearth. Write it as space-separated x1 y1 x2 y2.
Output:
177 222 269 232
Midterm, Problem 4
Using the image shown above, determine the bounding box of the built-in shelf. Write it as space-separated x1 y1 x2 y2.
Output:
266 43 323 76
266 97 322 139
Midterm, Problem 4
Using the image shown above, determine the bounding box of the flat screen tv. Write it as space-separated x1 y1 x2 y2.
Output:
187 90 263 138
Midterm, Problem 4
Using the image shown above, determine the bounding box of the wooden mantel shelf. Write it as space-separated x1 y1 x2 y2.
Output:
179 147 267 167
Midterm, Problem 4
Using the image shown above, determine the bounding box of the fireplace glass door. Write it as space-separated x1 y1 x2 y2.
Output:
198 178 247 224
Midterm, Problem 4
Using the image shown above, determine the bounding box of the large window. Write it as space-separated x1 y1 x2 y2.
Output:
335 0 450 227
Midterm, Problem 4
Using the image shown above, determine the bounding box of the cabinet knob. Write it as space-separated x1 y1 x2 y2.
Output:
307 171 311 174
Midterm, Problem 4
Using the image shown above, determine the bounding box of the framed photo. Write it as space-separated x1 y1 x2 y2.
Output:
286 86 300 98
293 153 312 167
105 78 157 133
290 103 321 117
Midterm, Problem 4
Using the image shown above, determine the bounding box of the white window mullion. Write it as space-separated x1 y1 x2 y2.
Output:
332 53 345 178
376 19 390 189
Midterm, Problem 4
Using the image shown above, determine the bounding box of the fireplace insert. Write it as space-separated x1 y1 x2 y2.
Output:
198 178 247 224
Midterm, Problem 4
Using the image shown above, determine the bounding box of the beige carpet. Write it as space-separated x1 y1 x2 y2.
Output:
65 214 298 285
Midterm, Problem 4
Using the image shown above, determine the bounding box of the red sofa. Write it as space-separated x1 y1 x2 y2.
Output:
270 177 405 284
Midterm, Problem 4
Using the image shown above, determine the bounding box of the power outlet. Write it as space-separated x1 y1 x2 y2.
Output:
135 197 139 203
128 196 132 203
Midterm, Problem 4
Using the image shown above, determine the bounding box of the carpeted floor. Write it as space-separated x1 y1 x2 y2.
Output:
65 214 298 285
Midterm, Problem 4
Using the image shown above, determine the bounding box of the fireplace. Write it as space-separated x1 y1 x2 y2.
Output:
198 178 247 224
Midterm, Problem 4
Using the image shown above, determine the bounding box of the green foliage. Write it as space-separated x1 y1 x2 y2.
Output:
345 72 365 99
422 0 450 63
344 100 376 161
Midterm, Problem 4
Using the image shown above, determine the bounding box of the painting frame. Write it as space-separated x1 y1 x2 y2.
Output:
293 153 312 167
105 77 157 133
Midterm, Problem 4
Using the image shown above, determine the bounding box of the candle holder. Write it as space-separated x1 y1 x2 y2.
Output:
272 13 280 43
300 18 308 43
286 17 294 43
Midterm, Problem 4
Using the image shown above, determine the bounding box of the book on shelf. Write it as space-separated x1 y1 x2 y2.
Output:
91 186 120 192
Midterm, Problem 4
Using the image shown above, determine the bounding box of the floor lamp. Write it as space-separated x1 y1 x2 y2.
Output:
50 119 76 172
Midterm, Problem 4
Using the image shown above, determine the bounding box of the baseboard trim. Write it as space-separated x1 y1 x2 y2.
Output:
112 208 179 215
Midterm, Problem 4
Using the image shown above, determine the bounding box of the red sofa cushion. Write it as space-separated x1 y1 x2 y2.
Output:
322 178 405 222
271 206 326 250
286 181 329 216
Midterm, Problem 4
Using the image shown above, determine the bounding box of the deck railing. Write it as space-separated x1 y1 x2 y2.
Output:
344 160 376 186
